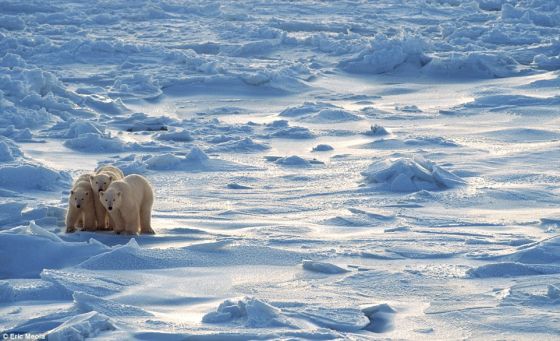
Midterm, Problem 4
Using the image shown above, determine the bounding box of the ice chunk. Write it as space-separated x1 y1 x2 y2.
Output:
362 156 465 192
203 297 297 328
46 311 116 341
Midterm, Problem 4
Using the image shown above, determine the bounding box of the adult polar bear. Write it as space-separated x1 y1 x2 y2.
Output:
90 165 124 230
100 174 155 235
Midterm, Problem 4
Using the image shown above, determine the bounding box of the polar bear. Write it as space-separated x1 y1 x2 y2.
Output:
99 174 155 235
66 174 96 233
90 165 125 230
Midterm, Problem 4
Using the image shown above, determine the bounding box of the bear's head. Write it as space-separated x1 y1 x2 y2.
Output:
70 186 91 209
90 173 114 193
99 187 122 212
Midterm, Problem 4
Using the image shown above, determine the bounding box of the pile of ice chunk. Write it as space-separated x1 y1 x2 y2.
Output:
362 156 465 192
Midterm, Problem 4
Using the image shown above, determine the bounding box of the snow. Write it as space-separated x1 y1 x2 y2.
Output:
302 260 349 274
1 0 559 339
46 311 116 341
362 156 465 192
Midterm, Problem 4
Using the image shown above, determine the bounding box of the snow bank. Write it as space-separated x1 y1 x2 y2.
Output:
46 311 116 341
339 34 429 74
79 239 303 270
362 156 465 192
203 297 296 328
0 222 110 278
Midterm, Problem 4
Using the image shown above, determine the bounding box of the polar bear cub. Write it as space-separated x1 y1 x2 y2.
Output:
90 165 124 229
66 174 96 233
99 174 155 235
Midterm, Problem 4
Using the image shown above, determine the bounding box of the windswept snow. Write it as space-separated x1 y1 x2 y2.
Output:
1 0 560 339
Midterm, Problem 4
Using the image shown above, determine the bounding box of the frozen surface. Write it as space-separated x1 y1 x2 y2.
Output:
1 0 560 339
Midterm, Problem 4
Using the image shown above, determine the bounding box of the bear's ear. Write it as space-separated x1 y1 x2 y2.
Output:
70 190 74 195
117 191 121 197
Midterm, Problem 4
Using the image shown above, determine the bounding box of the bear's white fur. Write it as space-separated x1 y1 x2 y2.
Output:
66 174 96 233
99 174 155 235
90 165 124 230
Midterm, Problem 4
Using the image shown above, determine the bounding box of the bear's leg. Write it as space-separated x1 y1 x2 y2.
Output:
106 213 115 230
110 211 126 234
124 209 141 235
93 196 107 230
82 209 97 231
139 200 154 234
65 207 79 233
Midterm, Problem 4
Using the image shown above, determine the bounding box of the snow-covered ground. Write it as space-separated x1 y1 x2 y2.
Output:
1 0 560 339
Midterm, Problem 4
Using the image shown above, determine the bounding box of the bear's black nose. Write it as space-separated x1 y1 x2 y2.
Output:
76 205 81 208
98 188 103 192
108 207 112 211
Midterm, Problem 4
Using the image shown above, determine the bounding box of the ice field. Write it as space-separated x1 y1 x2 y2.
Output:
1 0 559 339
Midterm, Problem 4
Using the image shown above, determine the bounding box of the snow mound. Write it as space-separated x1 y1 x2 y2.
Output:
109 74 162 99
273 155 312 167
307 109 362 123
62 120 105 138
423 52 527 78
362 156 465 192
312 144 334 152
63 133 129 153
155 129 194 142
207 137 270 153
339 34 429 74
280 102 336 118
267 126 315 139
46 311 116 341
279 102 361 123
143 147 245 172
302 260 349 274
202 297 296 328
